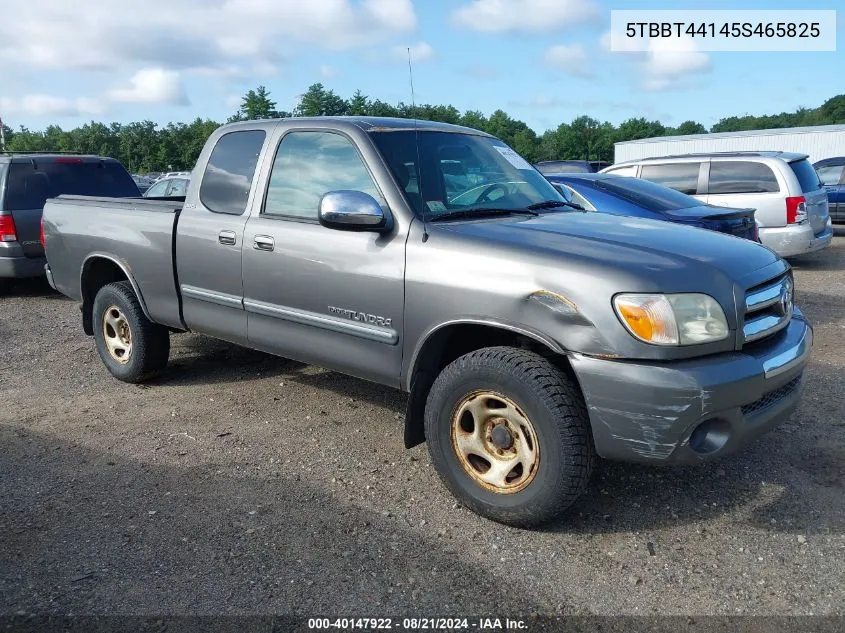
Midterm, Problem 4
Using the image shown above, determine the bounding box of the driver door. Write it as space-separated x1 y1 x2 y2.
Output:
242 129 407 387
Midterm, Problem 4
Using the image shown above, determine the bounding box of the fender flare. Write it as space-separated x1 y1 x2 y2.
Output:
80 253 154 323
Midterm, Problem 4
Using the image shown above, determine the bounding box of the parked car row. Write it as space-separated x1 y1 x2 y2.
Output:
539 151 838 259
36 116 813 528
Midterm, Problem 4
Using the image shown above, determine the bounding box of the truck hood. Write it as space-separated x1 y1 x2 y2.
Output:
436 210 779 284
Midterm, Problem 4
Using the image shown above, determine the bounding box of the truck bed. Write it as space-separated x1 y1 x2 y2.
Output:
43 195 185 330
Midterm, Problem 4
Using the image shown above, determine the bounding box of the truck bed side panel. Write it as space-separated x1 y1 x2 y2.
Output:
44 197 183 329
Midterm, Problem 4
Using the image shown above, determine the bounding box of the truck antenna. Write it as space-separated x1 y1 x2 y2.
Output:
408 47 428 243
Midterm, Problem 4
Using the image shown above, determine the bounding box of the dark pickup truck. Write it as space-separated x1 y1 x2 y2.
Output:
43 117 812 527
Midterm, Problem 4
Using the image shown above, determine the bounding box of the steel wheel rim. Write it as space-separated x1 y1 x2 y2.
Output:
450 390 539 494
102 305 132 364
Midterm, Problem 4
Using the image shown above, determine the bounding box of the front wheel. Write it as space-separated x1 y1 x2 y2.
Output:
424 347 594 528
92 281 170 383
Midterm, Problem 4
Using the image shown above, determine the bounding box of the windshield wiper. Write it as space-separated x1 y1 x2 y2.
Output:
526 199 584 211
429 207 538 222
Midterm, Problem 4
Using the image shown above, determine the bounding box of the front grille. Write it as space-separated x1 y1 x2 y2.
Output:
742 273 793 346
741 376 802 416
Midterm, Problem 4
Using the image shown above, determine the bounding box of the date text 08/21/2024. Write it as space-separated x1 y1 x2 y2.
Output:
307 617 527 630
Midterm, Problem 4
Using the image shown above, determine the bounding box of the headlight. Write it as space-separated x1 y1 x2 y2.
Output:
613 293 729 346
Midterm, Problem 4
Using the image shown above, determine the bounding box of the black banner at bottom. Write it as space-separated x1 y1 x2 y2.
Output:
1 616 843 633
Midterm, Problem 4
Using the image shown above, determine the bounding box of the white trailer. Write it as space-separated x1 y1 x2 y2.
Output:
614 124 845 165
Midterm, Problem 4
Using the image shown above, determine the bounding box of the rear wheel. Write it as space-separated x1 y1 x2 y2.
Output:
92 281 169 383
424 347 594 528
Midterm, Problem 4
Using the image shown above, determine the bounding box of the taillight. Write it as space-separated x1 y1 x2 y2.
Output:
40 217 46 248
54 157 83 164
786 196 807 224
0 215 17 242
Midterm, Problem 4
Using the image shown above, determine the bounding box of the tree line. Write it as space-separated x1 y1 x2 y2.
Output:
2 83 843 173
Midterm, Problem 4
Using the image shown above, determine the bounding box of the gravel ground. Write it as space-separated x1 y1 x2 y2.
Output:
1 236 844 618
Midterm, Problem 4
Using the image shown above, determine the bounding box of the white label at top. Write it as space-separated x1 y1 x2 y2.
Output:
609 10 836 52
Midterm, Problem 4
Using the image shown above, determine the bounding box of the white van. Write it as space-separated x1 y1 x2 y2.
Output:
602 152 833 257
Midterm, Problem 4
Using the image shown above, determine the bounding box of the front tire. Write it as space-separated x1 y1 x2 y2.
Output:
92 281 170 383
424 347 594 528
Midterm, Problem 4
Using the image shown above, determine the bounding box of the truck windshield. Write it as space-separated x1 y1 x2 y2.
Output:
369 130 564 218
3 160 140 211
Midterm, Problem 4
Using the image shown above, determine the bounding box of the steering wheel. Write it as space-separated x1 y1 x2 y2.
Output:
475 183 509 204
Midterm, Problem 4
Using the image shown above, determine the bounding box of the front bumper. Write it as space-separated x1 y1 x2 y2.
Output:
760 220 833 258
569 309 812 464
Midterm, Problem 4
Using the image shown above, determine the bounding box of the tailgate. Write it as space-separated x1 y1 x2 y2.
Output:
788 158 829 234
6 207 44 257
803 189 830 235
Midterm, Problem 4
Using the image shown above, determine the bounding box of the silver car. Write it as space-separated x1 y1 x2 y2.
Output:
143 176 190 198
602 152 833 257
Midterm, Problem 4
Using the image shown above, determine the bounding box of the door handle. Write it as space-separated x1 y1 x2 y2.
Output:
253 235 275 251
218 230 237 246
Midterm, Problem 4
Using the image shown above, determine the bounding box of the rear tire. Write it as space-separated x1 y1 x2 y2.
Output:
92 281 169 383
424 346 594 528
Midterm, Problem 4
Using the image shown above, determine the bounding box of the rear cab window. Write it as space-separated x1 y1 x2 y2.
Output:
788 159 823 193
199 129 266 215
2 159 139 211
708 161 779 194
639 162 701 195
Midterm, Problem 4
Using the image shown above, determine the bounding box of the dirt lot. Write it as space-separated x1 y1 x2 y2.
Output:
1 237 844 619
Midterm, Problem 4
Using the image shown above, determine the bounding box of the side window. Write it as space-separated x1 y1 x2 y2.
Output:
709 161 779 194
199 130 266 215
604 165 637 178
264 131 380 219
169 178 188 196
145 180 168 197
640 163 701 195
816 164 844 186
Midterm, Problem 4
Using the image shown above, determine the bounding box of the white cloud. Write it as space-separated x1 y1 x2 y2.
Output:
452 0 598 33
543 44 591 77
108 68 189 105
225 94 243 109
319 65 336 79
392 41 435 62
0 0 418 73
642 36 710 91
0 94 105 117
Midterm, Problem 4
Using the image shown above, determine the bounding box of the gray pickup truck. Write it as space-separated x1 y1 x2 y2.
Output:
43 117 812 527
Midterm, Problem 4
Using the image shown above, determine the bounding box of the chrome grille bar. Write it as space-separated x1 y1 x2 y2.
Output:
742 273 793 345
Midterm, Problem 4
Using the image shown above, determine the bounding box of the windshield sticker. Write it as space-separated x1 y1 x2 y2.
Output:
427 200 447 213
494 145 533 170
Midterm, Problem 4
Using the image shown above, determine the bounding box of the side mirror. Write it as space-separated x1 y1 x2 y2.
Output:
318 190 391 233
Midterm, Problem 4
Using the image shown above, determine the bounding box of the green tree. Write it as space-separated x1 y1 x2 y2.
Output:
672 120 707 136
616 117 666 142
232 85 284 121
348 90 370 115
295 83 349 116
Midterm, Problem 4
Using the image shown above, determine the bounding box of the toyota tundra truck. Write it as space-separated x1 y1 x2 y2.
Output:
42 117 812 527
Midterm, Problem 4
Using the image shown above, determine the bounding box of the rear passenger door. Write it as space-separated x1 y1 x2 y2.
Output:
639 162 704 200
241 129 406 387
176 128 269 344
704 161 783 229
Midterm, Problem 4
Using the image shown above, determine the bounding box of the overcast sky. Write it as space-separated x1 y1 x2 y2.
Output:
1 0 842 133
